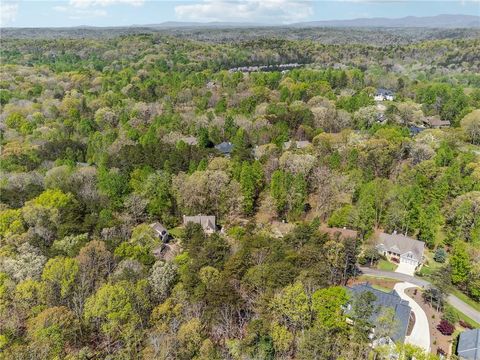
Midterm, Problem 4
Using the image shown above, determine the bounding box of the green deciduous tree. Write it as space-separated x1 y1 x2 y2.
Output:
84 282 141 343
311 286 349 330
42 256 79 303
450 241 471 287
272 281 310 331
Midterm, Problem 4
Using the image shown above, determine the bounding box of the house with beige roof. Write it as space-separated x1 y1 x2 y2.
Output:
183 215 216 234
423 116 450 128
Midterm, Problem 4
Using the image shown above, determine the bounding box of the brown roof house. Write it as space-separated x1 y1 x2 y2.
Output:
321 226 358 240
423 116 450 128
376 232 425 268
183 215 216 234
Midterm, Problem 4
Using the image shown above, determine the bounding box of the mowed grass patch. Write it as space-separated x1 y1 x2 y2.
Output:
450 288 480 313
377 259 397 271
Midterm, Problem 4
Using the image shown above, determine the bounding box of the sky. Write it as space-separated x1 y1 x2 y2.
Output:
0 0 479 28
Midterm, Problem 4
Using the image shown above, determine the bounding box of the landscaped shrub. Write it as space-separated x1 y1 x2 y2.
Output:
437 320 455 335
434 248 447 263
442 305 459 324
358 247 380 266
459 320 473 329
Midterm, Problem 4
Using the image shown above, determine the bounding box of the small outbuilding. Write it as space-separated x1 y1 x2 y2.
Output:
215 142 233 156
150 222 169 243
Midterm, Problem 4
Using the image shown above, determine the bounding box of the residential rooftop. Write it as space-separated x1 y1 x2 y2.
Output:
458 328 480 360
377 232 425 262
321 226 358 239
347 283 412 343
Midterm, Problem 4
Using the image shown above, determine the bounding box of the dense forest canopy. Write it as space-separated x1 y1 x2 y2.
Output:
0 27 479 359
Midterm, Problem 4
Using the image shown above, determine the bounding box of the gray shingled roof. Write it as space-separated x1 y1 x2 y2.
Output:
377 232 425 262
424 116 451 127
348 283 411 342
376 88 394 96
183 215 216 231
215 142 233 154
150 222 167 236
458 329 480 360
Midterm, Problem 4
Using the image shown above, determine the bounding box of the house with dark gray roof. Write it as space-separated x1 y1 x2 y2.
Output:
347 283 413 343
215 142 233 156
409 126 425 136
183 215 216 234
458 328 480 360
374 89 394 101
376 232 425 268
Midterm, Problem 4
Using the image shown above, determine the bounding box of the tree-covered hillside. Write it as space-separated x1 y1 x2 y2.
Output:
0 30 479 359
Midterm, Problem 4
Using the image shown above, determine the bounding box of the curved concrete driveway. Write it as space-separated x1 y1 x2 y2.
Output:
394 282 430 352
359 267 480 325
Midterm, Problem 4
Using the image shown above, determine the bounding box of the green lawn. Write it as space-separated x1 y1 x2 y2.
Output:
453 308 480 329
450 288 480 313
168 227 184 239
370 284 393 293
377 259 397 271
417 264 436 277
417 249 442 278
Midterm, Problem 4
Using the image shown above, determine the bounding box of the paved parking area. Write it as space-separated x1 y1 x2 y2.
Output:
395 261 416 276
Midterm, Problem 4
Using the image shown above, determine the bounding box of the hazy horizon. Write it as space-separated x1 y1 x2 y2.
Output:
1 0 479 28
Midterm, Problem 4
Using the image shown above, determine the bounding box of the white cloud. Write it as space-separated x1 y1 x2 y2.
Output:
52 0 142 21
0 2 19 26
175 0 313 24
69 0 144 8
53 5 108 19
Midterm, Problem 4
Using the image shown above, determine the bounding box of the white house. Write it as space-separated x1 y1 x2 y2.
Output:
376 232 425 269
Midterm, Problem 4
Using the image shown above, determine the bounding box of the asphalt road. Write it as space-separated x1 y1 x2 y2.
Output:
359 267 480 325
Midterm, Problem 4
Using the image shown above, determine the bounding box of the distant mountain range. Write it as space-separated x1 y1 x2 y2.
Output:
293 14 480 28
140 14 479 29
